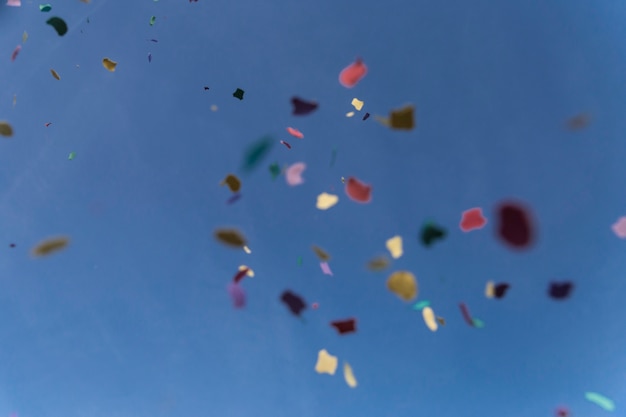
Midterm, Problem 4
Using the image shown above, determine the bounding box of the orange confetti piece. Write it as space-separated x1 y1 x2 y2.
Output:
286 127 304 139
339 58 368 88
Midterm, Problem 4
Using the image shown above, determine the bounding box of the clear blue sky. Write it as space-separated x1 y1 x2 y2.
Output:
1 1 625 416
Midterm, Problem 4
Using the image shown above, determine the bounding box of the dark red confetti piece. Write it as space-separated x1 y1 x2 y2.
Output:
291 96 318 116
494 283 510 299
555 407 569 417
496 202 534 249
362 112 370 121
280 140 291 149
45 123 52 127
280 290 306 316
548 281 574 300
459 302 474 327
345 177 372 203
233 268 249 284
330 318 357 335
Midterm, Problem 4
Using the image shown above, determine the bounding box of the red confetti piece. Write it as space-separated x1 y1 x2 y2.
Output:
233 268 249 283
11 45 21 62
330 318 357 335
44 122 52 127
339 58 368 88
345 177 372 203
280 140 291 149
286 127 304 139
496 202 534 249
555 407 569 417
459 302 474 327
312 302 319 309
460 207 487 232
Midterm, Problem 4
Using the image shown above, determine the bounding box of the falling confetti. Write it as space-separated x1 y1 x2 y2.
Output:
232 267 249 284
345 177 372 203
243 245 252 254
494 283 510 299
346 111 355 117
459 303 475 327
343 362 358 388
367 256 390 271
214 228 247 248
387 271 418 301
436 316 446 326
269 163 280 179
291 96 318 116
339 58 368 88
149 16 156 26
420 222 447 247
39 3 52 11
320 261 333 276
0 121 14 137
286 127 303 139
11 45 21 61
233 88 245 100
555 407 570 417
220 174 241 193
46 17 68 36
227 283 245 308
611 217 626 238
22 31 28 43
330 318 356 335
31 236 70 257
7 0 21 6
378 105 415 130
50 69 61 80
315 349 338 375
584 392 615 411
362 112 370 120
280 140 291 149
227 194 241 204
472 318 485 328
316 192 339 210
496 202 535 249
422 306 438 332
385 235 403 259
566 113 591 130
102 58 117 72
485 281 495 298
148 53 153 63
242 137 274 172
311 245 330 261
460 207 487 232
548 281 573 300
281 290 306 316
351 98 364 111
68 152 76 160
285 162 306 186
412 300 430 310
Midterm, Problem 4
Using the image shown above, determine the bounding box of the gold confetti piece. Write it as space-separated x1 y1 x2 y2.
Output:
210 105 218 111
387 271 418 301
214 228 247 248
0 121 14 137
220 174 241 193
31 236 70 257
343 362 358 388
238 265 254 277
315 349 338 375
102 57 117 72
311 245 330 262
389 105 415 129
422 306 438 332
436 316 446 326
50 69 60 80
367 255 390 271
243 245 251 254
485 281 495 298
385 235 403 259
316 192 339 210
346 111 355 117
351 98 364 111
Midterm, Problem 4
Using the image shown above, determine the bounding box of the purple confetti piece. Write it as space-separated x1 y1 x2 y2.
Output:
320 261 333 276
148 53 152 63
227 193 242 204
227 283 245 308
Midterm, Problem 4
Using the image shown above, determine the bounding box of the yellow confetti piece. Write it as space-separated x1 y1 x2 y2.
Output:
367 255 390 271
220 174 241 193
22 31 28 43
351 98 364 111
31 236 70 257
346 111 355 117
422 306 438 332
102 57 117 72
385 235 403 259
315 349 338 375
214 228 247 248
485 281 495 298
387 270 418 301
316 192 339 210
238 265 254 277
50 69 60 80
311 245 330 261
243 245 251 254
343 362 358 388
0 121 14 137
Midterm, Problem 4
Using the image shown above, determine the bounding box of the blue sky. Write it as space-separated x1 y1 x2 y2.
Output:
1 1 626 416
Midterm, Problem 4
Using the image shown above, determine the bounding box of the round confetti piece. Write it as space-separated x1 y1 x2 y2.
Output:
285 162 306 186
387 271 418 301
220 174 241 193
496 202 535 249
460 207 487 232
46 17 68 36
0 121 14 137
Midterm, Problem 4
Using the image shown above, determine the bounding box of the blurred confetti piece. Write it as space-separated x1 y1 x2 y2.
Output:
12 95 16 107
390 105 415 129
291 96 318 116
22 31 28 43
243 245 251 254
422 306 438 332
210 104 218 111
494 283 510 299
566 113 591 130
39 3 52 11
0 122 14 137
227 194 241 204
286 127 304 138
31 236 69 257
387 271 418 301
311 245 330 261
345 177 372 203
149 16 156 26
220 174 241 193
496 202 535 249
363 112 370 120
233 88 244 100
611 217 626 238
420 222 447 247
485 281 495 298
555 407 570 417
269 163 280 179
367 255 389 271
351 98 364 111
148 53 152 63
584 392 615 411
460 207 487 232
285 162 306 186
316 192 338 210
548 281 573 300
385 235 403 259
343 362 357 388
459 302 475 327
68 152 76 160
281 290 306 316
436 316 446 326
315 349 338 375
7 0 21 6
339 58 367 88
50 69 60 80
46 17 68 36
227 283 245 308
280 140 291 149
472 318 485 328
233 267 249 283
239 265 254 277
102 58 117 72
214 228 247 248
346 112 355 117
320 261 333 276
242 137 273 172
412 300 430 310
11 45 21 61
330 318 356 335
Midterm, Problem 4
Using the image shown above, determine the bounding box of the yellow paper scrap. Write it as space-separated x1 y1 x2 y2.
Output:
315 349 338 375
422 306 438 332
351 98 364 111
238 265 254 277
387 271 418 301
343 362 357 388
102 58 117 72
243 245 251 254
485 281 495 298
316 192 339 210
385 235 403 259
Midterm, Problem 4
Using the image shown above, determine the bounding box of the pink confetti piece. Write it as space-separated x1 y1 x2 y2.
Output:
345 177 372 203
280 140 291 149
285 162 306 186
611 216 626 238
6 0 21 6
339 58 368 88
320 261 333 276
227 283 245 308
286 127 304 139
11 45 21 61
460 207 487 232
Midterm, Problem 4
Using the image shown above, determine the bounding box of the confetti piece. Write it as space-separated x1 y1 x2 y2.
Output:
239 265 254 277
367 256 390 271
385 235 403 259
420 222 447 247
496 202 535 249
226 194 241 204
11 45 21 61
286 127 303 139
242 137 273 172
22 31 28 43
343 362 357 388
320 261 333 276
548 281 573 300
7 0 21 6
312 302 319 309
485 281 495 298
351 98 364 111
412 300 430 310
46 17 68 36
0 122 14 137
330 318 356 334
148 53 152 63
315 349 338 375
387 271 418 301
269 163 280 179
102 58 117 72
345 177 372 203
297 256 302 266
584 392 615 411
436 316 446 326
214 228 247 248
149 16 156 26
68 152 76 160
285 162 306 186
12 95 16 107
243 245 251 254
210 104 218 111
494 283 510 299
220 174 241 193
339 58 368 88
280 290 306 316
472 318 485 328
363 112 370 121
233 88 244 100
422 306 438 332
50 69 60 80
346 111 355 117
460 207 487 232
39 4 52 11
232 268 249 284
31 236 69 257
459 302 475 327
280 140 291 149
390 105 415 129
227 283 245 308
291 96 318 116
311 245 330 261
316 192 338 210
567 113 591 130
555 407 570 417
611 217 626 238
45 122 52 127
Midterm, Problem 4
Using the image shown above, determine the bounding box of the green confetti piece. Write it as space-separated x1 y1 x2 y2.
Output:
269 163 280 179
233 88 245 100
585 392 615 411
39 4 52 12
420 221 447 247
412 300 430 311
471 318 485 328
297 256 302 266
242 137 273 172
68 152 76 160
46 17 68 36
149 16 156 26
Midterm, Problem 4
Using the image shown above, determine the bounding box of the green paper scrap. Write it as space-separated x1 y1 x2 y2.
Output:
472 318 485 328
39 4 52 12
269 162 280 179
149 16 156 26
420 222 447 247
412 300 430 310
46 17 68 36
242 137 273 172
233 88 245 100
68 152 76 160
585 392 615 411
297 256 302 266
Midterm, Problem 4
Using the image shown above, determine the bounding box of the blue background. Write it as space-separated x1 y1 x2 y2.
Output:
1 1 625 416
